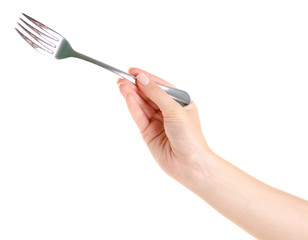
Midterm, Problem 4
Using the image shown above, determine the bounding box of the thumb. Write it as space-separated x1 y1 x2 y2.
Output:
136 72 180 113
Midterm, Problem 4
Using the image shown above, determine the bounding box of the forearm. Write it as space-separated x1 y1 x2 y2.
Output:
186 152 308 240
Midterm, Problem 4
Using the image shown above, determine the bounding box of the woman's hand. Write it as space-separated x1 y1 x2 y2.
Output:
117 68 212 183
117 68 308 240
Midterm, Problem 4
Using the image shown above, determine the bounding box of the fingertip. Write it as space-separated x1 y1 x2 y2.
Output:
117 78 137 89
128 67 135 74
118 82 130 97
129 68 176 88
117 78 124 85
128 67 142 75
136 72 150 86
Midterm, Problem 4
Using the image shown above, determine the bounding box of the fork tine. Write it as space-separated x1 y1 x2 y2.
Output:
15 28 53 54
22 13 60 41
19 18 57 44
17 22 56 49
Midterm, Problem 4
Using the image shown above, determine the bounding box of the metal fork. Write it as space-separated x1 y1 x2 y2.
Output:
15 13 191 107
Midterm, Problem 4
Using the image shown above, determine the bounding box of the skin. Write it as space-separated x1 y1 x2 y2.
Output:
117 68 308 240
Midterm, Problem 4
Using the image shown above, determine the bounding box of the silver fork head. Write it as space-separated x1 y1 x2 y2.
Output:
15 13 73 59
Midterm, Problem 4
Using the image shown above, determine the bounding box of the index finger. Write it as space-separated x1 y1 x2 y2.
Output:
128 68 176 88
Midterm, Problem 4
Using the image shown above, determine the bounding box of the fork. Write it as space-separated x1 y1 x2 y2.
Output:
15 13 191 107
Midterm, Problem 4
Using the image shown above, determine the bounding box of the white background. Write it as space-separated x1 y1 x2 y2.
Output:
1 0 308 239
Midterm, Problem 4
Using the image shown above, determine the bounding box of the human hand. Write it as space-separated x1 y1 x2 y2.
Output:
117 68 212 184
118 68 308 240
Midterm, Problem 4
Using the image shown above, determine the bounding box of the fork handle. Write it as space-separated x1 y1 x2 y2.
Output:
118 71 191 107
72 51 191 107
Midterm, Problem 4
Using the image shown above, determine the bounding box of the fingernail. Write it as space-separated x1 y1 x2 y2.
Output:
136 73 150 86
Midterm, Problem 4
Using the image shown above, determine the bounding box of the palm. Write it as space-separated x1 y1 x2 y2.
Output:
117 78 178 174
142 111 175 168
131 91 176 170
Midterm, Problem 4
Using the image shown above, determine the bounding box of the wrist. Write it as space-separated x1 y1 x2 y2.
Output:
177 148 215 197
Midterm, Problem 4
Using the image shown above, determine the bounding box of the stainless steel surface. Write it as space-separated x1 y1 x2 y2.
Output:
15 13 191 107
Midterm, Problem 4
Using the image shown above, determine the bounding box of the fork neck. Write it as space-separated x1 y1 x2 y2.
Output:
71 51 136 82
